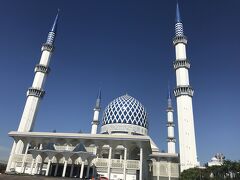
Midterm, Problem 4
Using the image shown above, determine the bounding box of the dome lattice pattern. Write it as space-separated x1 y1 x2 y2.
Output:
102 94 148 128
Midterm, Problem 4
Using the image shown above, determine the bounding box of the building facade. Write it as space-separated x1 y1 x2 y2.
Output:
6 3 199 180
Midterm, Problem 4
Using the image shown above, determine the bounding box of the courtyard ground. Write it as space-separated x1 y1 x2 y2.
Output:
0 174 83 180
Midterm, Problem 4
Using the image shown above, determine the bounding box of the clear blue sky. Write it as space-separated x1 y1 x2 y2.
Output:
0 0 239 165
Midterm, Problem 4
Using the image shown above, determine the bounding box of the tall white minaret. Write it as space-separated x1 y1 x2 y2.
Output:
173 3 198 171
6 11 59 172
166 88 176 154
91 90 101 134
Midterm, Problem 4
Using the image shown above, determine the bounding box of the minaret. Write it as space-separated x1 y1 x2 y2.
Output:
173 3 198 171
91 90 101 134
17 10 59 134
166 88 176 154
6 11 59 172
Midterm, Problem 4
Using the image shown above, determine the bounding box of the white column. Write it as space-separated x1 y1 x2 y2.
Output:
33 145 42 174
92 164 96 178
62 160 67 177
94 146 98 155
45 159 51 176
168 162 171 180
107 147 112 179
30 158 36 175
39 162 44 175
33 162 40 175
33 162 38 175
139 147 143 180
80 162 85 179
70 163 74 177
6 141 17 172
123 147 127 180
86 164 90 178
49 162 53 176
54 163 59 176
20 143 29 173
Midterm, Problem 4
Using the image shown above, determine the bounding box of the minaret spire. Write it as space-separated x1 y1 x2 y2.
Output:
91 89 102 134
50 9 60 33
95 88 101 109
6 12 60 172
176 1 181 23
46 9 60 45
173 1 199 171
175 2 184 37
168 83 172 107
166 87 176 154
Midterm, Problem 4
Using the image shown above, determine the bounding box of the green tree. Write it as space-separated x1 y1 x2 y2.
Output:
180 168 205 180
180 160 240 180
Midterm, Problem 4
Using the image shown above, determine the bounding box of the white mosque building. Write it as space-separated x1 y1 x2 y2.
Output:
6 3 199 180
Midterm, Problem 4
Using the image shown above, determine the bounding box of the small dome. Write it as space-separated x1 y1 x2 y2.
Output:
101 94 148 135
211 157 217 161
211 157 218 161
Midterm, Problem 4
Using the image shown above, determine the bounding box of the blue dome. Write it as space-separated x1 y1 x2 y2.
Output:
102 94 148 128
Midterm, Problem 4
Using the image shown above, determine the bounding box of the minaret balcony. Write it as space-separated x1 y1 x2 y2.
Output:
167 137 176 143
174 86 194 97
166 122 175 127
91 121 99 125
173 60 190 70
27 87 45 98
173 35 187 45
41 43 54 52
166 107 174 112
94 107 101 111
34 64 50 74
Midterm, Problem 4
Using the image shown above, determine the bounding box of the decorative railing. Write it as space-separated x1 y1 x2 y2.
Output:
111 159 123 168
167 137 176 143
53 145 95 154
95 158 139 170
173 35 187 45
96 167 108 173
166 122 175 127
126 160 139 169
174 86 194 97
13 154 140 171
12 154 24 162
41 43 54 52
27 87 45 98
34 64 50 74
95 158 108 167
25 154 34 162
111 168 123 174
12 154 34 165
171 163 179 177
152 161 179 178
173 60 190 70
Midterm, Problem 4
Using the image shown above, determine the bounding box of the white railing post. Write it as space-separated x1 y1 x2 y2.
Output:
107 147 112 179
123 147 127 180
139 147 143 180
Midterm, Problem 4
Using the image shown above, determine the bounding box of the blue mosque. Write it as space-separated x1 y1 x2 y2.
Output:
6 3 199 180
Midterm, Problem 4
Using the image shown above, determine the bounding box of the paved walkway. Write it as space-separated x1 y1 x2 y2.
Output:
0 174 82 180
